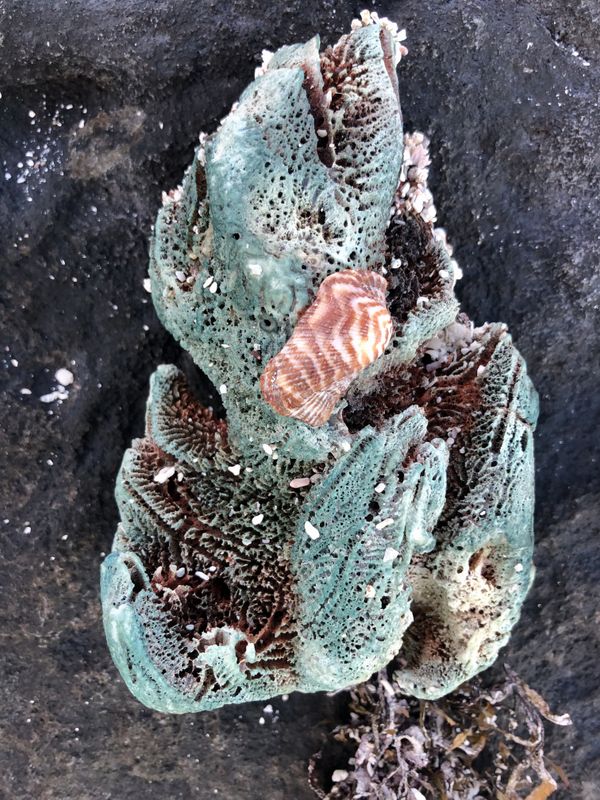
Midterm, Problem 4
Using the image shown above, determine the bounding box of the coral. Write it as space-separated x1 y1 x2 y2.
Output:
101 13 538 713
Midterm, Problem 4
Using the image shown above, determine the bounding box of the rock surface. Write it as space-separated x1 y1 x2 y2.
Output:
0 1 598 798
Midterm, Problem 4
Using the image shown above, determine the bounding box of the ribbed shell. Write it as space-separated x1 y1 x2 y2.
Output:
260 269 393 427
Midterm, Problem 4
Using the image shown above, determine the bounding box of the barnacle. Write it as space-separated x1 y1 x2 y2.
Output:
101 12 538 713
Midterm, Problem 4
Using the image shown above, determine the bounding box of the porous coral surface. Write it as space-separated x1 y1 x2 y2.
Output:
101 15 538 713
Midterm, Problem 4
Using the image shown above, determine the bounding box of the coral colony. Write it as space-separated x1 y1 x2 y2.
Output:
101 12 538 713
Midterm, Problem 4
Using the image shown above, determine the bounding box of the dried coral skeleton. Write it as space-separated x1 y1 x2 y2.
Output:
101 12 538 713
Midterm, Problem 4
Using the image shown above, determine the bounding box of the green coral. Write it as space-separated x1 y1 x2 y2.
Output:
101 17 538 712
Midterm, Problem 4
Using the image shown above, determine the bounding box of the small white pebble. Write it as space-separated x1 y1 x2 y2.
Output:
374 482 386 493
28 110 36 118
23 526 31 534
219 383 227 395
514 563 524 573
227 464 241 476
258 716 265 725
304 520 320 540
252 513 264 526
262 443 274 456
55 368 74 386
477 364 486 377
376 518 395 530
195 571 210 581
202 275 213 289
262 704 273 714
383 547 400 563
154 465 176 483
209 281 218 294
40 390 64 403
289 477 311 489
185 623 194 631
175 567 186 578
20 388 32 395
143 278 152 293
365 584 376 599
61 534 68 541
332 770 349 783
10 358 18 367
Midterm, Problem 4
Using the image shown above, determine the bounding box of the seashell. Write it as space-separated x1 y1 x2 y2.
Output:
260 269 393 426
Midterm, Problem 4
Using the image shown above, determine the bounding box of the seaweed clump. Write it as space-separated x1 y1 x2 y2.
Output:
309 666 571 800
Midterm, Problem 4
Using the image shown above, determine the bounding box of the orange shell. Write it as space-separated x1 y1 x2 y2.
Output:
259 269 393 427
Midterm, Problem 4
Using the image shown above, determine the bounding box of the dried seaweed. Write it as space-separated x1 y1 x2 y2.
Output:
309 665 571 800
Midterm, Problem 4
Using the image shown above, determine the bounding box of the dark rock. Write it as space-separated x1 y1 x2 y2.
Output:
0 1 598 797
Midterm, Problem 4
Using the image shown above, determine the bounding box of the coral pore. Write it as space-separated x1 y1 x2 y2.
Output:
101 12 538 713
